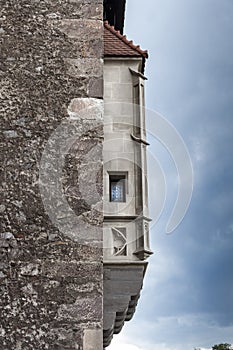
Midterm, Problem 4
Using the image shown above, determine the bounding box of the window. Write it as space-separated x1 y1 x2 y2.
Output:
109 174 126 202
130 68 147 139
112 227 127 256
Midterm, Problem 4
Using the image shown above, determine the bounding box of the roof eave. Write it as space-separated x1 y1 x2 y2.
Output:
104 55 146 75
104 21 149 59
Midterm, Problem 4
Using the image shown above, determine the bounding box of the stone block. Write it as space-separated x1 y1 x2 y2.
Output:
83 329 103 350
58 19 102 40
104 66 120 83
66 58 103 78
88 78 103 98
110 83 133 102
68 97 103 120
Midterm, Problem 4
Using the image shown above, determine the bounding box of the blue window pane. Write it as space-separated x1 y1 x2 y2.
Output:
110 176 126 202
112 182 124 201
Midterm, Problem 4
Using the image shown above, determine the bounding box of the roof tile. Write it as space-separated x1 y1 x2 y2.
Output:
104 21 148 59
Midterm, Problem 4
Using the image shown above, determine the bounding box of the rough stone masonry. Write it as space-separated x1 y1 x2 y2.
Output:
0 1 103 349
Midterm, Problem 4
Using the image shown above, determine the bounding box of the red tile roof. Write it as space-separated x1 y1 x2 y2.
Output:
104 21 148 59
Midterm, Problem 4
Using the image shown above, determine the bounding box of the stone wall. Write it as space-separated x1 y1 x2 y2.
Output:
0 1 103 349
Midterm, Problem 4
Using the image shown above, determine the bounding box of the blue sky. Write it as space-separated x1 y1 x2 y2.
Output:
109 1 233 349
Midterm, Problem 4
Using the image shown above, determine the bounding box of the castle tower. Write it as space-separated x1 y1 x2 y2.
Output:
0 1 152 349
103 3 153 347
0 2 103 349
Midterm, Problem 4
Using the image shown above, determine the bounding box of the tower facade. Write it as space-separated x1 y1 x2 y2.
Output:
0 2 103 349
103 13 153 348
0 1 152 349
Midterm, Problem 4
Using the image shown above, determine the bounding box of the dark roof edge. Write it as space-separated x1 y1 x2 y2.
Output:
120 0 126 34
104 0 126 34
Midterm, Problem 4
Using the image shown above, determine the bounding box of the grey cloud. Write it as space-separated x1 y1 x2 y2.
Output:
110 0 233 349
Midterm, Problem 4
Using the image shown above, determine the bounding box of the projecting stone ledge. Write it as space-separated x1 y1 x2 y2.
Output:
103 262 148 348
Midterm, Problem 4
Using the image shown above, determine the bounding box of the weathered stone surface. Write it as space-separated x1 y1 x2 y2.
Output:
88 78 104 98
57 19 103 58
66 58 103 78
0 0 103 349
83 329 103 350
68 98 103 120
58 19 103 40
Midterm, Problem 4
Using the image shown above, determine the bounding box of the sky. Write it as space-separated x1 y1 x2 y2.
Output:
109 1 233 349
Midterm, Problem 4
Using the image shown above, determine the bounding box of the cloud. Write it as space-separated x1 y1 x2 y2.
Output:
108 314 233 350
109 343 144 350
114 0 233 349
